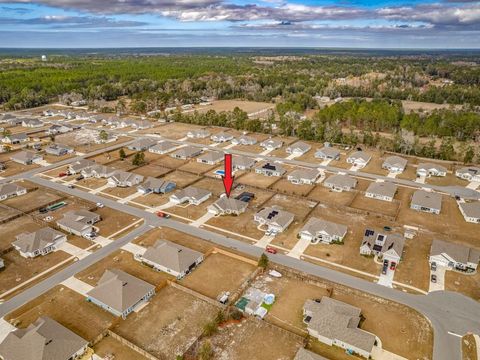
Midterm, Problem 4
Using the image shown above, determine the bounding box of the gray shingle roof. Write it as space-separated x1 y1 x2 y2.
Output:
382 156 407 170
294 348 329 360
324 174 357 189
300 217 347 239
459 202 480 219
142 240 203 273
366 181 398 198
430 239 480 265
0 183 26 198
411 190 442 211
13 228 65 254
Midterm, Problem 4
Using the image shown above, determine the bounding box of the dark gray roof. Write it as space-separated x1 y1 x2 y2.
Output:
13 228 65 254
430 239 480 265
366 181 398 198
142 240 203 273
411 190 442 210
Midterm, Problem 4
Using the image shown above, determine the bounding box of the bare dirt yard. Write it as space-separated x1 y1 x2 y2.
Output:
4 286 115 341
180 252 256 300
349 192 400 218
2 189 63 213
272 179 315 197
95 207 140 237
112 285 218 359
307 185 356 207
132 164 171 178
263 193 317 221
151 154 188 169
0 160 40 177
93 336 149 360
206 208 265 240
154 122 201 139
237 172 281 189
178 159 218 175
445 270 480 301
0 216 43 250
461 334 478 360
157 169 202 188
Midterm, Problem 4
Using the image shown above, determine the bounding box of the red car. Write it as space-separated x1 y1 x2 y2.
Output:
156 211 170 219
265 246 277 254
390 262 396 270
58 172 68 177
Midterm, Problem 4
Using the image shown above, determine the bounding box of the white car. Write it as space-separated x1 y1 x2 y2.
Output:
96 202 104 208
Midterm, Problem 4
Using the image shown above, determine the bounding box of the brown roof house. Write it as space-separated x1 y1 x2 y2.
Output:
140 240 204 279
0 316 88 360
86 269 155 319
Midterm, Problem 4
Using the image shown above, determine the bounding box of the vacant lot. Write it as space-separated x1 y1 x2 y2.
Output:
5 286 115 341
76 250 172 287
112 285 218 359
158 169 201 188
4 189 64 213
181 252 256 300
445 271 480 301
132 164 171 178
206 208 265 240
155 122 199 139
0 205 21 223
308 184 356 207
192 177 225 197
95 207 140 237
151 154 187 169
237 172 280 189
0 160 40 177
178 160 218 175
101 186 137 199
94 336 149 360
272 179 315 197
349 192 400 218
168 198 216 221
0 216 42 250
263 193 317 221
76 177 108 190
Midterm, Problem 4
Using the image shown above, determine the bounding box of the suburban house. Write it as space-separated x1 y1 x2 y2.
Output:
458 202 480 224
149 140 177 154
232 155 257 170
346 151 371 168
127 138 158 151
211 132 234 143
0 316 88 360
0 113 15 123
208 197 249 216
359 229 405 263
21 118 43 128
365 181 398 202
260 138 283 150
455 167 480 182
68 159 95 174
140 240 204 279
13 228 67 258
254 207 295 233
137 177 176 194
197 151 224 165
86 269 155 319
417 163 447 177
410 190 442 214
429 239 479 271
46 124 74 135
45 144 74 156
286 141 311 156
107 171 144 187
169 186 212 205
315 147 340 161
231 135 257 145
170 146 202 160
82 164 117 179
187 129 210 139
323 174 357 192
303 297 375 359
382 156 408 173
0 183 27 201
10 151 43 165
6 118 23 126
255 162 286 177
294 348 328 360
56 210 100 237
299 217 348 244
287 169 320 185
131 119 152 129
2 133 29 144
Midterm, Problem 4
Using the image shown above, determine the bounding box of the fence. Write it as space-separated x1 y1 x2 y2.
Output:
168 281 225 309
106 330 161 360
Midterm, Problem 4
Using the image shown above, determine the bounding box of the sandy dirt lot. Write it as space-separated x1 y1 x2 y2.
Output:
2 189 63 213
263 193 317 221
5 286 115 341
361 156 389 176
87 147 136 164
132 164 171 178
0 160 40 177
133 193 170 208
178 159 219 175
94 336 149 360
76 177 108 190
101 186 137 199
206 208 265 240
42 152 76 164
0 216 43 250
157 170 201 188
349 193 400 218
76 250 172 287
0 205 21 223
151 154 188 169
445 270 480 301
461 334 478 360
112 285 218 359
308 185 356 207
95 207 140 237
237 172 282 189
154 122 201 139
181 252 256 299
271 179 315 197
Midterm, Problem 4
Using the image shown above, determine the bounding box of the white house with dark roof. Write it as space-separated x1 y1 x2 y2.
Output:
365 181 398 202
260 138 283 150
211 132 234 143
254 207 294 233
299 217 348 244
286 141 311 156
411 190 442 214
2 132 29 145
45 144 74 156
169 186 212 205
346 152 371 168
208 197 248 216
255 162 286 177
458 202 480 224
0 183 27 201
68 159 94 174
81 164 117 179
21 118 43 128
323 174 357 192
287 169 320 185
455 167 480 182
382 156 407 173
429 239 479 271
417 163 447 177
359 229 405 263
13 228 67 258
315 147 340 161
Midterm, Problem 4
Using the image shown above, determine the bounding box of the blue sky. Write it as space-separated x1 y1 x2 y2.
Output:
0 0 479 48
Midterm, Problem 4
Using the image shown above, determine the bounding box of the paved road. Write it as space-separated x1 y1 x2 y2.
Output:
4 173 477 360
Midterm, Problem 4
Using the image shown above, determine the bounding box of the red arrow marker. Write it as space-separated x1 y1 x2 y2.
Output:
222 153 234 197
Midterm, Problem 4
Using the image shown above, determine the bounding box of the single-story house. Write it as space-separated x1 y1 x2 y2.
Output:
303 297 375 359
208 197 248 216
299 217 348 244
3 133 29 144
10 151 43 165
382 156 408 173
149 140 177 154
458 201 480 224
6 118 23 126
365 181 398 202
197 151 224 165
170 146 202 160
323 174 357 192
45 144 74 156
287 169 320 185
429 239 479 271
211 132 234 143
231 135 257 146
46 124 74 135
315 147 340 161
187 129 210 139
260 138 283 150
140 240 203 279
0 183 27 201
137 177 176 194
255 162 286 177
455 167 480 182
82 164 117 179
359 229 405 263
417 163 447 177
286 141 311 156
254 207 294 233
0 113 15 123
127 138 157 151
107 171 144 187
21 118 43 128
13 227 67 258
232 155 256 170
169 186 212 205
346 151 371 168
57 210 100 237
86 269 155 319
68 159 95 174
0 316 88 360
410 190 442 215
131 119 152 129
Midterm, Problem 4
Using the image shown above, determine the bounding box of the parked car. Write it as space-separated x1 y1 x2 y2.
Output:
431 274 437 283
67 184 75 189
58 172 68 177
39 208 48 214
383 259 389 266
383 226 392 232
156 211 171 218
431 262 437 271
76 175 84 181
96 202 104 208
84 232 97 240
382 264 388 275
390 262 396 270
265 246 277 254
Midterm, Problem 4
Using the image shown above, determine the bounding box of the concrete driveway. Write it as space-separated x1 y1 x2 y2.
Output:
378 266 395 288
429 266 446 292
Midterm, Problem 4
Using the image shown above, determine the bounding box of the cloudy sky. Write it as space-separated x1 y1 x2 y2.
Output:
0 0 479 48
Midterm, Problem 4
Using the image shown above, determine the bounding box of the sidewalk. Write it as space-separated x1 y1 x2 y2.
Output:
287 237 311 259
61 276 93 296
254 234 275 249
